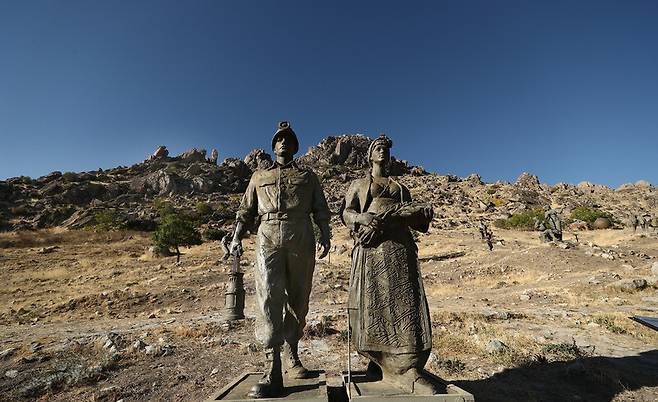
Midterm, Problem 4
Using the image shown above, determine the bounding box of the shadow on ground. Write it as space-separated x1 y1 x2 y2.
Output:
455 350 658 402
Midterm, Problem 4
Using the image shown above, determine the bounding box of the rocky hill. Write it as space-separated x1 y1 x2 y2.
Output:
1 135 657 232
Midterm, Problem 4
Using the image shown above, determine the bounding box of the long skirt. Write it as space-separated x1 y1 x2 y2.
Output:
348 235 432 360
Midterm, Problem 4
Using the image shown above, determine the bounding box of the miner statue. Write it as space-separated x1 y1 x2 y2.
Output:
229 121 331 398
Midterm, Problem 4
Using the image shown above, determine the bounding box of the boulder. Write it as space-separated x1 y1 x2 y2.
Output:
515 172 541 188
330 138 353 164
179 148 207 163
243 149 273 171
209 149 219 164
592 217 612 230
152 145 169 159
610 278 647 293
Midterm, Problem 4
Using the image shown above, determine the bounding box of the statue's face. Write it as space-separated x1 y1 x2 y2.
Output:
370 143 390 165
274 134 295 158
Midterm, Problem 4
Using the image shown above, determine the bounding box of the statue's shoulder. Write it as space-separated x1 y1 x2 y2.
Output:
250 168 276 184
348 177 370 187
345 177 370 195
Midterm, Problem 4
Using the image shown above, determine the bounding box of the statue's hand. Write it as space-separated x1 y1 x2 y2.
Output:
317 237 330 259
229 238 243 257
421 206 434 221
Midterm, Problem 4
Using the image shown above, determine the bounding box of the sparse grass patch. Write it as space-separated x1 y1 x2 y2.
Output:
432 357 466 374
540 340 593 360
171 323 220 339
593 315 627 334
433 332 479 357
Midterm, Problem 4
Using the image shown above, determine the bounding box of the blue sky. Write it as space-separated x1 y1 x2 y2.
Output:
1 1 657 187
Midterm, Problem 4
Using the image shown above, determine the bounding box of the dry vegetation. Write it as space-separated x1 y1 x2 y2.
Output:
1 225 658 401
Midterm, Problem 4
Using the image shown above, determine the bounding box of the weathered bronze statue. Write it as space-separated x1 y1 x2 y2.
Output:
342 135 437 394
230 122 331 398
536 207 563 242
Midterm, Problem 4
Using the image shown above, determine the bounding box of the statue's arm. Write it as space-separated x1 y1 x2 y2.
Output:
230 176 258 255
400 184 433 233
342 180 362 230
310 173 331 258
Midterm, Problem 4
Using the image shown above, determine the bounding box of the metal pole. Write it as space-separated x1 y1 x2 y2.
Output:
346 307 352 400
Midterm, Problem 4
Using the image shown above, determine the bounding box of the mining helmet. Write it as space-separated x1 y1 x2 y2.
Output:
271 121 299 155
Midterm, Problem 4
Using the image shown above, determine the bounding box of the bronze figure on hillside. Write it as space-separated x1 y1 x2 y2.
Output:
229 122 331 398
342 135 438 394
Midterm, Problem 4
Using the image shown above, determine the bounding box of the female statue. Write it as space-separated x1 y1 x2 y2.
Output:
342 135 437 394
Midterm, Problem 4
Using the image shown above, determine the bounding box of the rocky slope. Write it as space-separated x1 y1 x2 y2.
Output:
1 136 657 232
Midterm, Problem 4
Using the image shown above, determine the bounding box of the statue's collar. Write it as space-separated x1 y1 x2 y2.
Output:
268 160 299 170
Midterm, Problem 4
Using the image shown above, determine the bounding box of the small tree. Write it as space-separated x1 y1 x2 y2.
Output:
152 213 202 262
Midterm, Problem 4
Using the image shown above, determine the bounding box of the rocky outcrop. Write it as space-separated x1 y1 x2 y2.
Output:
244 149 273 171
1 136 656 231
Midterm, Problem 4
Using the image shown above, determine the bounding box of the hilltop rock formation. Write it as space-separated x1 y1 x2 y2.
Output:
1 137 656 232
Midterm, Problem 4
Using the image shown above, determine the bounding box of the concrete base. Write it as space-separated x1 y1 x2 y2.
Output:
342 371 474 401
207 371 328 402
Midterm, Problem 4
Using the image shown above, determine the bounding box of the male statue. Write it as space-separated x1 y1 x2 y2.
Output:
229 121 331 398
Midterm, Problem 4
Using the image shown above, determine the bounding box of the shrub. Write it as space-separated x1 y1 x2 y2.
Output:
93 209 124 231
16 176 32 184
152 213 202 262
153 198 175 217
203 227 227 241
494 208 545 230
593 315 626 334
569 206 613 226
165 162 183 174
491 197 506 207
486 189 497 195
195 202 213 217
62 172 78 182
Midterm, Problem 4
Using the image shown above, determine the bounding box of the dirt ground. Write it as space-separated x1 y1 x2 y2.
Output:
1 226 658 402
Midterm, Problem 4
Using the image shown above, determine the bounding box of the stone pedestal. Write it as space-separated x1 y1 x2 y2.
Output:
342 371 474 401
207 371 328 402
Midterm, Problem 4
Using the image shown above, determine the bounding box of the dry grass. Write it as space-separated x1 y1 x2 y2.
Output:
0 229 144 249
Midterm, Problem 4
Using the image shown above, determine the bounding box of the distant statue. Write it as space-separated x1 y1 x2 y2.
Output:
209 148 219 165
220 233 231 260
539 207 563 242
342 135 437 394
629 214 639 232
479 220 494 251
637 214 647 232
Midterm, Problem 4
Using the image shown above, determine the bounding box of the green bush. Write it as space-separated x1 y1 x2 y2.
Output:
195 202 213 217
486 188 497 195
153 198 175 217
152 213 202 262
165 162 183 174
203 227 227 241
93 209 124 231
493 208 545 230
569 206 613 225
16 176 32 184
62 172 78 182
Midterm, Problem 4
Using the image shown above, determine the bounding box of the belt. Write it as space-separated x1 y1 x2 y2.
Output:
260 211 310 221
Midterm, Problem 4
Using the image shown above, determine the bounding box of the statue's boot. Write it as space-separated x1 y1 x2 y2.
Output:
383 368 440 396
283 343 313 379
248 348 284 398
